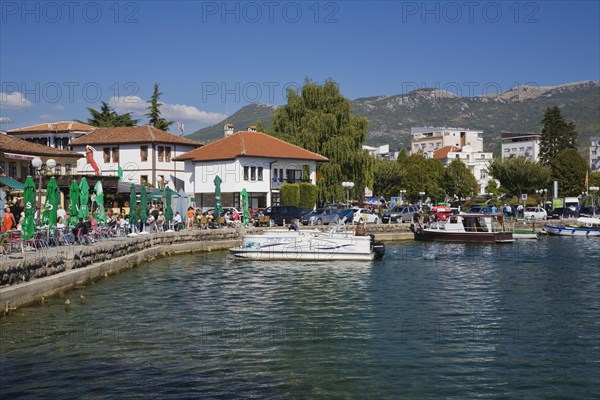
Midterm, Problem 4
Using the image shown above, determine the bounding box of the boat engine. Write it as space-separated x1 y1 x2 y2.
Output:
373 242 385 259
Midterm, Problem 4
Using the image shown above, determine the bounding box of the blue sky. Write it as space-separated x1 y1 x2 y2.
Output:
1 1 599 134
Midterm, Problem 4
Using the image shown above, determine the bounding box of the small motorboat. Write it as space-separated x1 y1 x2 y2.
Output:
412 213 514 243
544 217 600 237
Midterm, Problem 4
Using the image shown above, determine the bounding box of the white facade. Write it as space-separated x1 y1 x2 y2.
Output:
501 132 541 161
410 127 484 155
590 136 600 172
71 142 196 191
362 144 398 160
188 157 318 209
7 121 95 149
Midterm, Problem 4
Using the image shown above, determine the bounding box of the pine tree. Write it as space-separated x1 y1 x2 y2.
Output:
146 83 174 131
86 101 138 127
271 79 374 203
539 106 578 164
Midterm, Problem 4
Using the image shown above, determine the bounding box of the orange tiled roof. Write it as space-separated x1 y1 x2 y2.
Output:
0 134 83 158
70 125 202 147
8 121 95 133
174 131 328 162
432 146 460 160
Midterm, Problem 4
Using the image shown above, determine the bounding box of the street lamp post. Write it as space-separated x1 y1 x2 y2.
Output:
419 191 425 208
31 157 56 226
399 189 406 206
342 181 355 209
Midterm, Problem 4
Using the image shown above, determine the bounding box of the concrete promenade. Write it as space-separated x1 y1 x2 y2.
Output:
0 224 413 314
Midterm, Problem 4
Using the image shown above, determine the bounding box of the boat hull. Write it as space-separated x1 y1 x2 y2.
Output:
544 224 600 237
414 230 514 243
230 229 384 261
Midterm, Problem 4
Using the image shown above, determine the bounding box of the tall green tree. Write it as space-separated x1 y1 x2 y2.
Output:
271 79 374 203
86 101 138 127
550 148 589 196
539 106 578 164
398 154 446 203
443 159 479 200
487 157 552 196
373 158 405 199
146 83 174 131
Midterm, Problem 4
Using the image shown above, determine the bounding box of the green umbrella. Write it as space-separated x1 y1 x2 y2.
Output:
78 177 90 219
140 185 148 223
129 184 137 230
42 177 59 229
68 180 80 227
164 187 173 222
118 166 123 182
214 175 222 217
241 188 250 227
94 180 106 223
22 176 36 240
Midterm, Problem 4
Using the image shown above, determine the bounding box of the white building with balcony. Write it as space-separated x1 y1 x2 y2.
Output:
410 127 484 155
69 125 201 191
362 144 398 160
174 125 328 210
590 136 600 172
501 132 541 161
7 121 96 149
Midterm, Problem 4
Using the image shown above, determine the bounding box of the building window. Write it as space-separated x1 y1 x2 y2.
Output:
103 148 111 163
250 167 256 181
165 147 171 162
112 148 119 163
244 166 249 180
54 164 61 176
158 146 164 162
0 161 4 175
65 164 72 175
258 167 263 181
8 162 16 178
140 175 148 185
140 146 148 162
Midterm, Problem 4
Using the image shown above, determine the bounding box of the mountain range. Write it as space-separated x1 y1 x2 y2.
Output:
187 81 600 154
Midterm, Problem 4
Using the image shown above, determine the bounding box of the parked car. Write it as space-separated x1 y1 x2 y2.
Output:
202 207 240 217
548 207 578 220
300 208 339 225
382 205 418 223
578 206 600 218
263 206 309 226
466 205 495 214
524 207 547 220
352 208 379 224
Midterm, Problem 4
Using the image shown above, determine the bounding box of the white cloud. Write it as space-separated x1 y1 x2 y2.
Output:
0 92 33 110
0 117 14 124
39 114 57 120
54 104 65 111
109 96 225 124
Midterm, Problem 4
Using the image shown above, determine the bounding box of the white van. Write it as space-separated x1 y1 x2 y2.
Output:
564 197 580 211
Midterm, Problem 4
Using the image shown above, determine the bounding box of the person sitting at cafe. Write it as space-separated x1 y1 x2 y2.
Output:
173 211 183 231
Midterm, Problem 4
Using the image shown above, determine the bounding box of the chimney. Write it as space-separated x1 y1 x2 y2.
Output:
247 125 257 132
224 123 234 136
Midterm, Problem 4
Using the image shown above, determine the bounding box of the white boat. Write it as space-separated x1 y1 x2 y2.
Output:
229 228 385 261
412 213 514 243
544 217 600 237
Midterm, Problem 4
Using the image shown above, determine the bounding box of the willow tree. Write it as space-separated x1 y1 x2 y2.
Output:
271 80 374 203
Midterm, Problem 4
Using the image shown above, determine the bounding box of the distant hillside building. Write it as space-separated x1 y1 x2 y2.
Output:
410 127 484 155
362 144 398 160
411 127 490 195
501 132 541 161
7 121 96 149
591 136 600 172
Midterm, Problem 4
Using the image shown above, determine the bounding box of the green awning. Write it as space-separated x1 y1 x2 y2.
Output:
0 176 25 191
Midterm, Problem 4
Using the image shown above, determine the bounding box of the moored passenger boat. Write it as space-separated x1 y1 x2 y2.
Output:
411 213 513 243
229 228 385 261
544 217 600 237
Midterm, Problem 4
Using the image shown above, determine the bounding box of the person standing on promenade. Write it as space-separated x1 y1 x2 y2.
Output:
2 207 16 232
186 206 195 230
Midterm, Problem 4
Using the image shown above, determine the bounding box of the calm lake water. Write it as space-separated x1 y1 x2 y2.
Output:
1 238 599 399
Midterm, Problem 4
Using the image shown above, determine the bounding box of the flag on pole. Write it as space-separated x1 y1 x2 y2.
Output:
178 122 184 136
